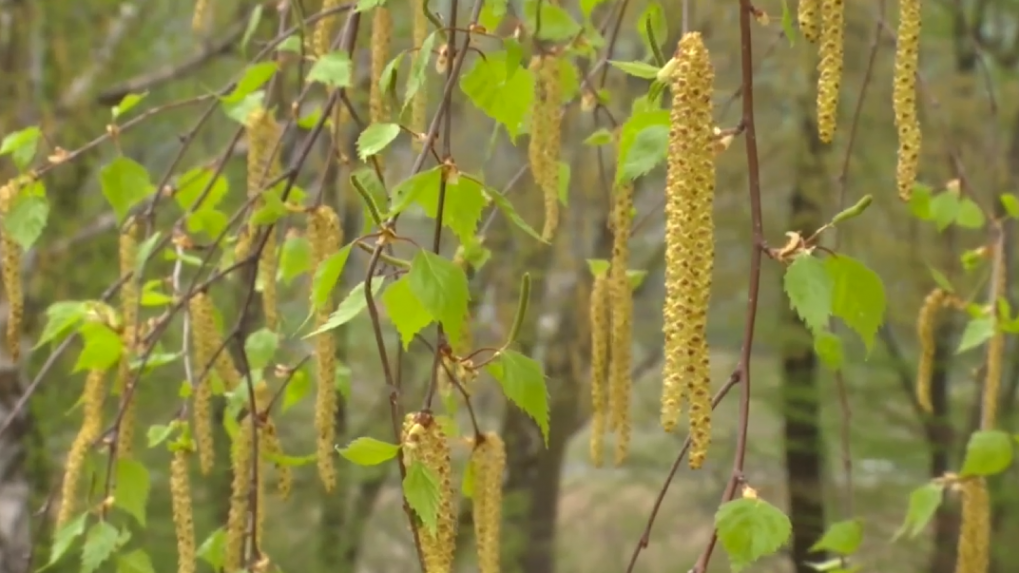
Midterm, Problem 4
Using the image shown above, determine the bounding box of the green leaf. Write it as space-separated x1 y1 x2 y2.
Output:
957 316 994 354
461 51 534 140
174 167 229 212
608 60 660 79
116 550 155 573
895 482 944 539
813 330 844 370
338 436 401 465
627 269 648 290
810 519 863 555
146 424 175 448
403 461 442 535
485 185 546 243
310 244 353 311
779 0 796 44
584 128 613 146
222 91 265 124
929 191 960 231
355 0 387 11
714 497 792 572
114 459 150 526
485 350 550 445
101 157 156 224
581 0 609 18
222 61 278 104
244 328 279 372
197 528 227 569
955 198 985 229
3 188 49 249
357 123 401 160
307 51 353 88
405 30 440 111
960 430 1014 477
307 279 386 337
81 521 123 573
637 2 667 59
927 265 954 293
382 275 434 349
111 93 148 119
412 173 490 244
45 513 88 569
389 167 442 218
1 126 41 169
825 255 885 352
1000 193 1019 219
587 258 610 276
37 300 89 347
523 0 582 41
407 251 470 344
908 184 933 220
783 254 833 335
282 367 310 412
279 233 312 285
617 111 669 182
73 322 124 372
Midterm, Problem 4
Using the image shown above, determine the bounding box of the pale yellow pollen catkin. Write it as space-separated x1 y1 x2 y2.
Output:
245 108 283 331
170 446 196 573
224 415 254 573
609 175 634 467
370 7 393 125
402 413 457 573
982 241 1006 430
192 0 209 33
117 220 140 459
0 182 23 363
893 0 922 201
470 432 505 573
57 370 107 528
313 0 343 57
589 272 610 467
955 477 990 573
661 33 716 470
411 0 429 152
798 0 820 43
308 205 343 491
916 288 946 414
816 0 845 143
528 52 563 242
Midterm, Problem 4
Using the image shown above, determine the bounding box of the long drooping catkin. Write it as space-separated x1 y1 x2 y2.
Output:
308 205 343 491
170 446 196 573
313 0 343 57
894 0 922 202
402 413 457 573
982 241 1006 430
370 7 392 124
192 0 209 33
471 432 505 573
411 0 429 152
916 288 946 414
245 108 282 331
589 272 610 467
57 370 107 528
528 52 563 241
253 381 292 500
798 0 820 43
224 416 254 573
661 33 716 470
955 477 990 573
816 0 845 143
609 175 634 467
0 182 23 363
117 220 140 459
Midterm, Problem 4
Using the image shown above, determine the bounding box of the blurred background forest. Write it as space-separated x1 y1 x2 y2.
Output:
0 0 1017 573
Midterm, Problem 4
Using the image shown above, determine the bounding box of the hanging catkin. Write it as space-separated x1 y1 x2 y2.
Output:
56 370 107 528
170 446 196 573
370 7 393 124
609 169 634 467
589 271 610 467
117 219 140 459
915 288 946 414
528 51 563 242
0 182 23 363
313 0 343 57
308 205 343 491
411 0 429 152
816 0 845 143
954 477 990 573
245 108 282 331
470 432 505 573
981 240 1006 430
893 0 922 201
661 32 717 470
798 0 820 43
224 416 254 573
402 413 457 573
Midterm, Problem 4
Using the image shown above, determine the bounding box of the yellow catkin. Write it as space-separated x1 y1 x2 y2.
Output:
982 242 1006 430
411 0 429 152
798 0 820 43
313 0 343 57
609 176 634 467
915 288 946 414
308 205 343 491
0 182 23 363
56 370 107 528
893 0 922 202
955 477 990 573
816 0 845 143
470 432 505 573
589 272 610 467
662 33 716 470
117 220 139 459
528 53 563 242
170 446 196 573
402 413 456 573
254 381 292 500
192 0 209 33
225 416 254 573
245 108 283 331
370 7 393 125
